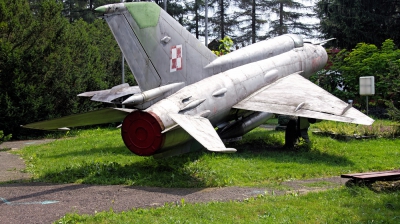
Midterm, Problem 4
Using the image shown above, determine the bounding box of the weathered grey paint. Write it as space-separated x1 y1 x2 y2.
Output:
147 43 328 130
205 34 303 74
218 112 274 139
101 3 217 93
78 83 141 103
233 73 375 125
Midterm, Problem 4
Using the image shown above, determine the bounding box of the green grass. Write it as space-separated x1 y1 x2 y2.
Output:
16 124 400 188
264 118 278 125
313 120 400 138
58 187 400 223
13 122 400 223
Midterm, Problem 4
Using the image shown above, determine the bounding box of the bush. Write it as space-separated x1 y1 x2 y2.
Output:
386 101 400 121
0 130 12 144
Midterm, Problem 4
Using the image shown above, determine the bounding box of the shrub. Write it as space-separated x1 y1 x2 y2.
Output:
0 130 12 144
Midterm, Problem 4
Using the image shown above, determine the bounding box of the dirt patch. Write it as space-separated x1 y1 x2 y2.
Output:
0 139 55 183
0 139 55 151
0 151 31 182
282 176 347 194
371 180 400 192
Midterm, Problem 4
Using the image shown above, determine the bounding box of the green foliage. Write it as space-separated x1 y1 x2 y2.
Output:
316 0 400 49
311 49 350 100
0 0 128 138
0 130 11 144
61 0 118 23
341 40 400 103
386 101 400 122
313 40 400 117
313 120 400 139
212 36 233 56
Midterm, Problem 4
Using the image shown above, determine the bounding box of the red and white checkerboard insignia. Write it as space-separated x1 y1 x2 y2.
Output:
170 45 182 73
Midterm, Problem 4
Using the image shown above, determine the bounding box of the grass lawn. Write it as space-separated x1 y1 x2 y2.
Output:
58 187 400 223
16 125 400 188
12 121 400 223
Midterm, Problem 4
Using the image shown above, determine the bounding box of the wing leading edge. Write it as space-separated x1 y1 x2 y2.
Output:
23 108 134 130
233 73 374 125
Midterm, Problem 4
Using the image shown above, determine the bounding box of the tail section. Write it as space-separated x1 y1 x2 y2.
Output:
96 2 217 92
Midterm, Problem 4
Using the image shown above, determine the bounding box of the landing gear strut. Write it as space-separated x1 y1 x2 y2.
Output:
284 118 298 148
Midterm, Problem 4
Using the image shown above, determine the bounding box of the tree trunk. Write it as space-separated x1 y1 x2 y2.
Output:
252 0 256 43
195 0 199 38
220 0 225 38
279 2 283 35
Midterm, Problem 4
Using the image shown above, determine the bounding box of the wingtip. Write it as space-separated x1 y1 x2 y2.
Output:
208 148 237 153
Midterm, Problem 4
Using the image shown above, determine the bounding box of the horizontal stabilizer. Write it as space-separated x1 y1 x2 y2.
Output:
23 108 134 130
78 84 141 103
234 73 374 125
168 113 236 153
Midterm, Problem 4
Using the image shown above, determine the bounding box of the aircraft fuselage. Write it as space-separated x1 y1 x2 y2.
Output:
121 43 327 156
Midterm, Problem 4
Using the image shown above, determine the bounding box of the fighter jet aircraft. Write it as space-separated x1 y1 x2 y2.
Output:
23 2 373 158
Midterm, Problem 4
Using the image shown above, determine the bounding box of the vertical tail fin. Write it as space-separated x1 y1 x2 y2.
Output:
97 2 217 92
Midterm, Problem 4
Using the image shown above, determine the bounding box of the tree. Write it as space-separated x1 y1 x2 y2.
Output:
0 0 128 138
315 0 400 49
209 0 238 40
61 0 118 23
265 0 315 38
149 0 189 25
184 0 207 39
234 0 268 44
212 36 233 56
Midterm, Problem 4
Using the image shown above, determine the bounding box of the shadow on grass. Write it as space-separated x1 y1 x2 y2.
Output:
38 151 208 188
226 138 354 167
44 145 133 158
33 128 354 187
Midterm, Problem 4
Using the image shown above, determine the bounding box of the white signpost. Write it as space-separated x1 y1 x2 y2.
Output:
359 76 375 115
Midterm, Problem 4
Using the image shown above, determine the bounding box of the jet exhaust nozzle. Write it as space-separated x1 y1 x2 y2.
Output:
121 111 165 156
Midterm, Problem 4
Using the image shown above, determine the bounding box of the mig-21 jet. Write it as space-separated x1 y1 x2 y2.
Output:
24 2 373 158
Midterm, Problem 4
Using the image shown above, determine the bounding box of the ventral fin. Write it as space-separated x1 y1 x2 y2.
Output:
168 113 236 153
